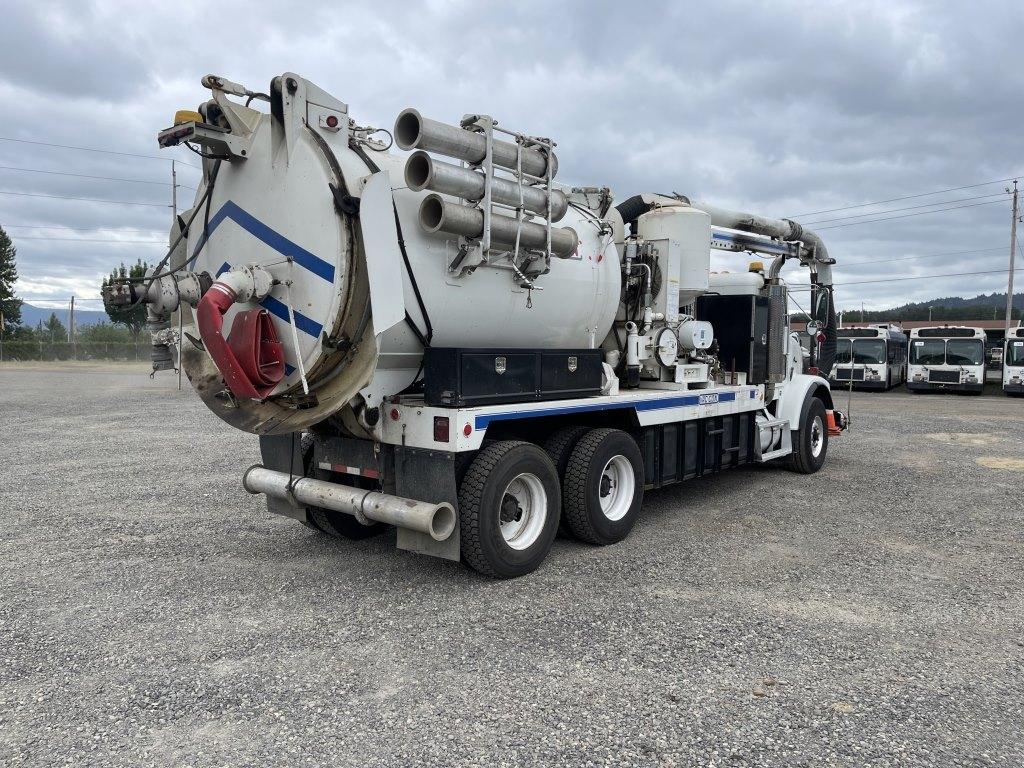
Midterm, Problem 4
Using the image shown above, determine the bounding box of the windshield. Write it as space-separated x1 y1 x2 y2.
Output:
835 339 852 364
1006 340 1024 367
946 339 984 366
852 339 886 364
911 339 946 365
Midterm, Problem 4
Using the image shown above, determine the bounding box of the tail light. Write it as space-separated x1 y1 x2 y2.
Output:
433 416 450 443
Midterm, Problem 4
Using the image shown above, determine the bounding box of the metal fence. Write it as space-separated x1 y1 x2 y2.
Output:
0 341 151 362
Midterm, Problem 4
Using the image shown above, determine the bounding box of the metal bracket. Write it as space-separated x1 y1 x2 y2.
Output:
448 114 559 289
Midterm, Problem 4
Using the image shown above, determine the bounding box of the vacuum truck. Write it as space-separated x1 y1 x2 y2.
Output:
104 72 846 578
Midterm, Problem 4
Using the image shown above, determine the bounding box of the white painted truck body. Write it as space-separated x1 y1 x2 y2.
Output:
107 72 845 577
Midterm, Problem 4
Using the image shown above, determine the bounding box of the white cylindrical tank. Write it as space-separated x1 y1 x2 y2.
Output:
677 320 713 351
175 91 620 434
708 271 765 295
636 206 711 308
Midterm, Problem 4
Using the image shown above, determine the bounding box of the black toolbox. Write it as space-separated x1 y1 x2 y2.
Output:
694 294 770 385
423 348 604 407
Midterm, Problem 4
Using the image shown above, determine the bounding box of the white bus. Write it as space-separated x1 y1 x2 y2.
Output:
907 326 986 395
831 325 908 390
1004 326 1024 396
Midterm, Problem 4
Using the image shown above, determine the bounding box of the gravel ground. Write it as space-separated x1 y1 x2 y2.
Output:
1 365 1023 767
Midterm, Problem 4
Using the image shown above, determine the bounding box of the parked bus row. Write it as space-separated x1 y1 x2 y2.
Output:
827 324 1024 396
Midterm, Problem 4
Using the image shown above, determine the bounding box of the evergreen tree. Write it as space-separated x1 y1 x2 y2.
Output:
102 259 149 341
0 226 22 326
43 312 67 342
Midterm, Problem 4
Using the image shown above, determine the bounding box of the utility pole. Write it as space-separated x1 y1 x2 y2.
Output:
69 295 76 360
172 160 182 391
1006 180 1019 332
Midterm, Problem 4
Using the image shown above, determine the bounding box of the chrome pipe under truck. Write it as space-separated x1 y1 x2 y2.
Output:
105 73 848 578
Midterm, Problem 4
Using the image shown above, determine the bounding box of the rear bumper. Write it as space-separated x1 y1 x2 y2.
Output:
831 378 887 390
907 381 983 393
1004 383 1024 394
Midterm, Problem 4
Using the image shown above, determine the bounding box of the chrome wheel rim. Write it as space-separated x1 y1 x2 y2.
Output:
810 415 825 458
598 455 634 521
499 473 547 550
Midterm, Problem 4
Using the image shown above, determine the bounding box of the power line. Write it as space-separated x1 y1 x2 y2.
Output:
813 198 1009 230
801 191 1008 226
1 223 162 233
837 246 1006 267
789 176 1018 218
0 165 197 190
20 297 104 303
12 236 165 244
0 190 170 207
0 136 201 170
836 269 1008 286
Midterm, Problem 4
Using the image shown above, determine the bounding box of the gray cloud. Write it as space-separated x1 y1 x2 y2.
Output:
2 0 1021 313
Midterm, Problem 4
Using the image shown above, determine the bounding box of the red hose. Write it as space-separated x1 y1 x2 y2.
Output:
196 282 285 400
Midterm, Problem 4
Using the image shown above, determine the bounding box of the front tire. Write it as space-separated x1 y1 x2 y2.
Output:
458 441 561 578
562 428 644 545
789 397 828 474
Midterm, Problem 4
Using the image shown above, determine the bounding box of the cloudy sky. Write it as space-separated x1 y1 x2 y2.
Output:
1 0 1022 316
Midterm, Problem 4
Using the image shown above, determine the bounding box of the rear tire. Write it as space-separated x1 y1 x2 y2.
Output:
788 397 828 474
543 426 590 537
562 428 644 545
296 433 388 540
458 441 560 579
309 508 387 540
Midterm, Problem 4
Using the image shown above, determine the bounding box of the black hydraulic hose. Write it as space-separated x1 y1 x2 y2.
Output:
615 194 655 233
348 142 434 347
814 286 838 374
113 160 221 316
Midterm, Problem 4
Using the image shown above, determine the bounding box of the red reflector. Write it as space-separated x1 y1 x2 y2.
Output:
326 115 339 128
390 408 400 421
816 332 827 343
433 416 450 442
463 423 472 437
808 366 820 376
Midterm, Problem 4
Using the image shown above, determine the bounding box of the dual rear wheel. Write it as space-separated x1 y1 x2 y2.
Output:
459 429 645 579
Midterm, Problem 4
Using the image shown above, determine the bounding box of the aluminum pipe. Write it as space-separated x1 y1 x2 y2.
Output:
395 108 558 179
418 194 579 257
242 466 456 541
405 151 568 222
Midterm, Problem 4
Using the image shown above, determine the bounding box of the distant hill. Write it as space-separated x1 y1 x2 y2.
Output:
788 291 1023 323
894 291 1024 311
16 303 109 328
852 291 1023 322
